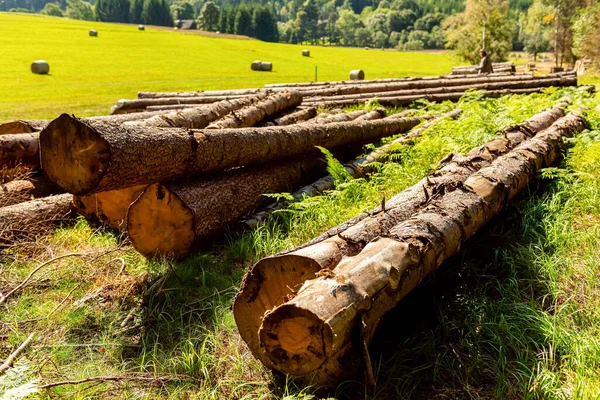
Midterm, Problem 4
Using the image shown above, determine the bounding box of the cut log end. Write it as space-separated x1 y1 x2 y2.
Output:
39 114 111 195
127 183 195 258
260 305 331 376
234 254 324 357
0 121 39 135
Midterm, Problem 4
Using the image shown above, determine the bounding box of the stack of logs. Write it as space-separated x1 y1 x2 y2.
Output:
0 71 590 388
111 71 577 114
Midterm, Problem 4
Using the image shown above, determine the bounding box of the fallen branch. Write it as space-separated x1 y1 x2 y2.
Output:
0 332 35 374
0 253 83 306
39 374 178 389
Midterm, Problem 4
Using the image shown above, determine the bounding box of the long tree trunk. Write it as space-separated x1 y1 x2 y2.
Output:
73 185 147 230
39 114 422 195
305 87 564 108
263 72 534 89
110 94 251 114
239 109 459 229
137 88 264 98
124 93 270 129
301 75 575 103
302 109 368 124
0 120 47 135
0 176 63 207
232 104 567 366
206 92 302 129
0 133 39 167
0 193 73 245
277 107 317 125
257 112 586 386
126 158 324 258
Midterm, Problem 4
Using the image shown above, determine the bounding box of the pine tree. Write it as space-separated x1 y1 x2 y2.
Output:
234 6 252 36
252 6 279 42
129 0 143 23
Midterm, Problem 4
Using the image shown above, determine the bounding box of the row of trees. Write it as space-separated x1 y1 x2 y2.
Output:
198 2 279 41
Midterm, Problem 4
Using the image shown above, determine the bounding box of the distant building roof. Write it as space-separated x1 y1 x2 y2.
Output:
176 20 197 30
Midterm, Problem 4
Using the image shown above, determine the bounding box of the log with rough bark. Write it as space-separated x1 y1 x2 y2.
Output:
206 92 302 129
301 75 576 103
110 94 250 114
0 193 73 244
263 72 534 88
306 87 563 108
0 176 62 207
257 112 586 386
303 109 368 124
277 107 317 125
0 110 193 168
137 88 264 98
286 73 574 99
232 103 567 366
127 158 323 258
0 120 47 135
73 185 147 230
39 114 423 195
0 133 39 167
124 93 269 129
238 109 459 229
451 62 516 75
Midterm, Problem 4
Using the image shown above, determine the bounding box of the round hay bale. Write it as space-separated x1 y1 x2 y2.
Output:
31 60 49 75
138 25 145 30
260 62 273 72
89 29 98 37
349 69 365 80
364 47 369 50
251 60 262 71
302 49 310 57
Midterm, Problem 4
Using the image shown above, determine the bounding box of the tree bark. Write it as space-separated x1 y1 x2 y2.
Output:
0 193 73 245
302 109 368 124
238 109 460 229
301 75 576 103
305 87 563 108
39 114 422 195
126 157 323 258
110 94 251 114
0 133 39 167
451 62 516 75
206 92 302 129
73 185 147 230
277 107 317 125
232 104 567 366
257 112 586 386
123 93 269 129
137 88 264 98
0 120 47 135
0 176 63 207
263 72 533 88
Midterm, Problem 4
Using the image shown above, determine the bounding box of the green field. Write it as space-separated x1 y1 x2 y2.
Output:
0 13 458 122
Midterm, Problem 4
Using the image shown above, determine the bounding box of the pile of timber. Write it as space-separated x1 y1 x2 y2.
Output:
112 72 577 113
451 61 517 75
232 103 589 386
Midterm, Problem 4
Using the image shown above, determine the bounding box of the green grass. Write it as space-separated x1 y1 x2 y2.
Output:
2 87 599 399
0 13 458 122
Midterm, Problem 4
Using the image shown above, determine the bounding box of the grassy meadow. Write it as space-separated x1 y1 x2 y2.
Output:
0 12 459 122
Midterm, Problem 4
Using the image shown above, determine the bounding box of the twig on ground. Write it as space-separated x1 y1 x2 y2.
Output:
0 332 35 375
39 374 182 389
0 253 83 306
109 258 126 279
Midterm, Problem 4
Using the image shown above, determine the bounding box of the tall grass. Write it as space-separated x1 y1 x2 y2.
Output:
0 88 599 399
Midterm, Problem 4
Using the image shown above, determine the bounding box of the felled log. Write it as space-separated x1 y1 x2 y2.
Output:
257 112 586 386
40 114 422 195
289 72 573 98
137 88 264 99
354 108 387 121
277 107 317 125
127 158 323 258
303 110 368 124
73 185 147 230
124 93 269 129
264 72 534 89
110 94 250 114
0 176 62 208
306 87 561 108
0 193 73 244
232 103 567 366
0 133 39 167
301 75 576 103
451 61 516 75
206 92 302 129
0 120 47 135
238 109 455 229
